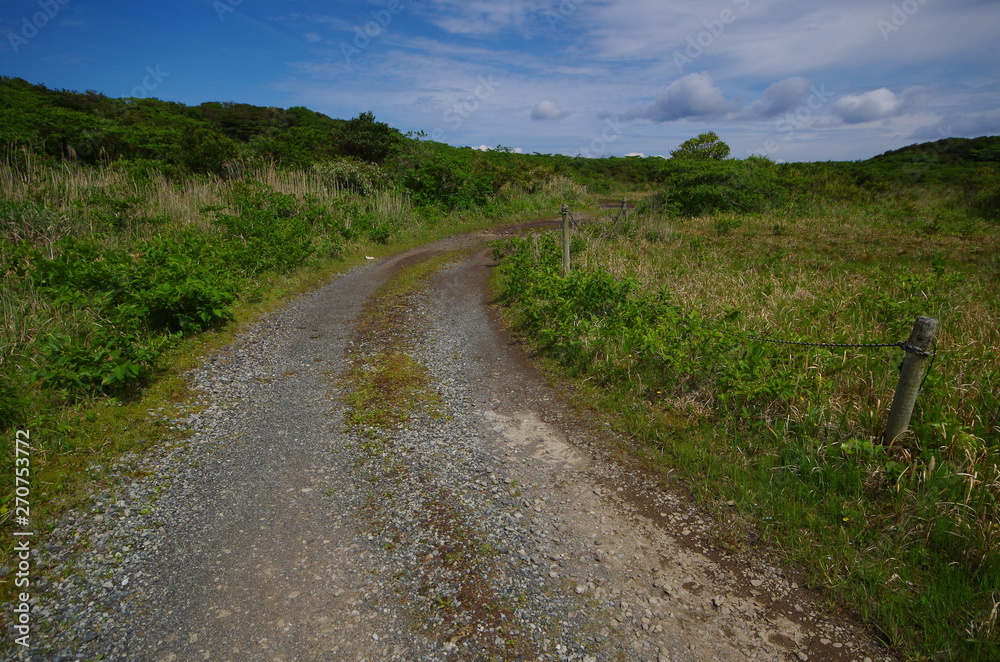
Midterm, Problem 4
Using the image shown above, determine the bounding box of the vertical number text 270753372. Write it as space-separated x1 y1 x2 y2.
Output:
12 430 33 648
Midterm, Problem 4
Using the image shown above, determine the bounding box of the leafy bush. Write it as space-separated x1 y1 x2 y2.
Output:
312 159 391 196
972 166 1000 221
0 377 30 430
336 111 406 164
26 229 240 399
132 233 237 334
670 131 731 160
496 234 810 415
74 188 145 231
642 156 787 217
34 325 162 396
401 150 493 210
33 236 134 296
210 181 315 275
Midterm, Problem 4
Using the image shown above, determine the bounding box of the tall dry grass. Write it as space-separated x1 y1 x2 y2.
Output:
0 155 421 240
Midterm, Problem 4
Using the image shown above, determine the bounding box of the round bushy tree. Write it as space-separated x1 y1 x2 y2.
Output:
670 132 731 160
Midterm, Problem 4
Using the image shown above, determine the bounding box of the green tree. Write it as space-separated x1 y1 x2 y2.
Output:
670 132 731 160
337 111 405 164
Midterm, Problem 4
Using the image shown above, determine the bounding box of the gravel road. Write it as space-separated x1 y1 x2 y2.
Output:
4 227 897 661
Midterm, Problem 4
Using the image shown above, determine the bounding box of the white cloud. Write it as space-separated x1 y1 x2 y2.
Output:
738 77 813 120
531 99 568 121
578 1 997 80
912 109 1000 140
277 1 998 162
833 88 902 123
304 32 322 43
417 0 548 36
622 75 829 125
759 77 813 117
832 87 923 124
624 72 736 122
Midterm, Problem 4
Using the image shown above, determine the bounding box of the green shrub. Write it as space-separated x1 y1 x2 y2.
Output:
642 156 787 217
73 188 144 231
0 377 30 431
210 181 315 274
132 262 236 334
401 150 493 210
33 237 134 297
312 159 391 196
972 166 1000 221
31 303 163 398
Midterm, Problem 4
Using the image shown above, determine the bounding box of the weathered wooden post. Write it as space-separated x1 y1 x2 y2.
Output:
561 204 571 276
620 197 628 222
883 316 939 444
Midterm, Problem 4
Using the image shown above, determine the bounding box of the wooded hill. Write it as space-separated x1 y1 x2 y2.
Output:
3 75 999 198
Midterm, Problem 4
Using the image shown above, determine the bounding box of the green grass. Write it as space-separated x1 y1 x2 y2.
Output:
339 252 467 430
492 200 1000 661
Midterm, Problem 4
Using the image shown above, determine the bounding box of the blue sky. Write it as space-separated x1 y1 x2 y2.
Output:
2 0 999 162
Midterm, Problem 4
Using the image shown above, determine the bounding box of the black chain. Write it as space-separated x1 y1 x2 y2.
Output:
558 206 934 359
713 328 934 356
727 332 937 388
741 334 931 356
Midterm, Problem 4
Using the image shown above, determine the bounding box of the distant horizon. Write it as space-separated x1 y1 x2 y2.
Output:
12 73 1000 166
3 1 998 163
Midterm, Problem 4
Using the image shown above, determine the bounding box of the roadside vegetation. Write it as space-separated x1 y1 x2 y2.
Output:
1 76 998 660
493 133 999 660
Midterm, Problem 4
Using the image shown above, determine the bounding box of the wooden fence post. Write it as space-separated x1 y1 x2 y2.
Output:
561 204 571 276
620 197 628 222
883 316 939 444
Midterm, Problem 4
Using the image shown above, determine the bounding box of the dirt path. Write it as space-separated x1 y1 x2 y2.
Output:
10 226 896 661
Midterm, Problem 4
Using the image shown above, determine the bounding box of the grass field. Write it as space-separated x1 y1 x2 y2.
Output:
493 194 999 660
